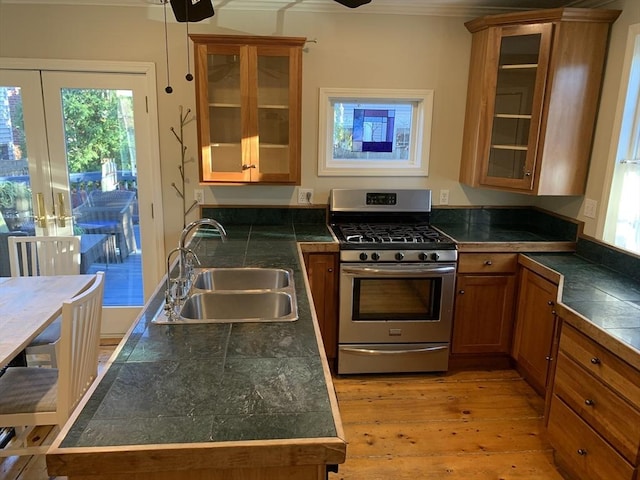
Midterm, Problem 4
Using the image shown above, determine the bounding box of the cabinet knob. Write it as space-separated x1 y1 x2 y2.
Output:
525 171 532 177
327 268 333 273
577 449 587 456
545 356 553 361
484 260 492 266
584 399 595 406
458 289 465 294
547 300 554 306
590 357 601 365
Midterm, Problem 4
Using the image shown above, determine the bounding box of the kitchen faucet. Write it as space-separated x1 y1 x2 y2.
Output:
164 218 227 320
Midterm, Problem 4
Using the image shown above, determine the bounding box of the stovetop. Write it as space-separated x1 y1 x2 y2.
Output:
331 222 456 250
328 189 457 262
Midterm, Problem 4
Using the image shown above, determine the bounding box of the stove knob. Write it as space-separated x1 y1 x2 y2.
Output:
359 252 368 261
430 252 440 261
371 252 380 261
419 252 429 261
395 252 405 261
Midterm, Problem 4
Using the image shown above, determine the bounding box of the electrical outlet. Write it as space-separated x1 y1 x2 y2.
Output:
439 189 449 205
584 198 597 219
298 188 314 205
194 189 204 205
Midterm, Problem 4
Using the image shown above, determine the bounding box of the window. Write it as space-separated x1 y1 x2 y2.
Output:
318 88 433 176
604 24 640 255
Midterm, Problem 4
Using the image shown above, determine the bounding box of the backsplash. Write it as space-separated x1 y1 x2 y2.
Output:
576 237 640 283
431 207 580 242
201 206 327 226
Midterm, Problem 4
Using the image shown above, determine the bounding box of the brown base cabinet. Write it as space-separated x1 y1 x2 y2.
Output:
547 323 640 480
303 252 338 364
451 254 517 363
512 265 559 396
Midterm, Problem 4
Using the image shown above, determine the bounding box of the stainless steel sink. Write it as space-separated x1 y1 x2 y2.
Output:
192 267 290 291
178 291 296 322
151 267 298 324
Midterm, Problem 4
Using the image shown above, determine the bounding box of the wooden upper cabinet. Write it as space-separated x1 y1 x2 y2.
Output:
459 8 620 195
191 34 305 185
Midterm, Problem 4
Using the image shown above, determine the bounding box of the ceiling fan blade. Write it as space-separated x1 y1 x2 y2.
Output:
334 0 372 8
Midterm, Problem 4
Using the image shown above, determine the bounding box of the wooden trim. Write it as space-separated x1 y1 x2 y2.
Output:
190 34 306 48
457 242 576 253
465 8 621 33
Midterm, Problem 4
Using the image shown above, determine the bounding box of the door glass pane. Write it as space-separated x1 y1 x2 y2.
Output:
208 53 242 173
257 55 289 174
0 86 34 277
61 88 143 306
487 33 541 180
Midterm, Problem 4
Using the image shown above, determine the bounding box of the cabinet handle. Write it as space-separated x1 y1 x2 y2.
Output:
577 449 587 456
458 289 465 294
584 399 595 406
484 260 492 266
242 164 256 170
590 357 601 365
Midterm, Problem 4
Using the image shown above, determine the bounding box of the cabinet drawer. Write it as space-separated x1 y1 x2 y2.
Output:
457 253 518 274
554 351 640 464
548 396 635 480
560 324 640 409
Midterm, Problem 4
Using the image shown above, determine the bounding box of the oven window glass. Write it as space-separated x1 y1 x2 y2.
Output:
352 277 442 321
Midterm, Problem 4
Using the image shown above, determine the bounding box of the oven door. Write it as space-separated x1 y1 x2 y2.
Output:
339 263 455 344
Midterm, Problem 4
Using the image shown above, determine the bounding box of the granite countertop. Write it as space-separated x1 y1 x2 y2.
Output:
57 221 340 449
432 207 579 250
525 249 640 365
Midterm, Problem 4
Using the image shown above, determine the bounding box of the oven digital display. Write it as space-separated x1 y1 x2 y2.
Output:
366 192 397 206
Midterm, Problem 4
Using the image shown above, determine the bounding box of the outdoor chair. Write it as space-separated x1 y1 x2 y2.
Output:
8 236 81 368
73 189 137 261
0 272 104 457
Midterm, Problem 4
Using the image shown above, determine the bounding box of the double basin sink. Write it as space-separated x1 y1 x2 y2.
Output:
152 267 298 324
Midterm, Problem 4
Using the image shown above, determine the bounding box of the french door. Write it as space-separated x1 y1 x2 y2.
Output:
0 61 165 336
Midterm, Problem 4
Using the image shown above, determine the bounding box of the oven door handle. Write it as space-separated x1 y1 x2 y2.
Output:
341 266 455 276
341 345 449 355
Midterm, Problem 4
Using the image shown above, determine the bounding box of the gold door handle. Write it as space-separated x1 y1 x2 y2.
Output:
35 193 47 228
57 193 72 228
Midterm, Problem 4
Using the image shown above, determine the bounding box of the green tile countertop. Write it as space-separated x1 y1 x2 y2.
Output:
525 240 640 369
432 207 579 250
57 221 339 449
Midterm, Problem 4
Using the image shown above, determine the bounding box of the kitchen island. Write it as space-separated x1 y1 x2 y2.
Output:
46 217 346 480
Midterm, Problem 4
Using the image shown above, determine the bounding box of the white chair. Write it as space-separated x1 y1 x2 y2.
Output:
0 272 104 457
8 236 81 368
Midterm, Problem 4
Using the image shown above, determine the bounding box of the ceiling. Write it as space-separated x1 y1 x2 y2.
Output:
0 0 620 17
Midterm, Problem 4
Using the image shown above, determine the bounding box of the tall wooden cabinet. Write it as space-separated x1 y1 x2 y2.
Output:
451 253 517 363
512 265 559 395
191 34 305 184
459 8 620 195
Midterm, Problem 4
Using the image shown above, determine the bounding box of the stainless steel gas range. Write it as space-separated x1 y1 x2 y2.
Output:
329 189 457 374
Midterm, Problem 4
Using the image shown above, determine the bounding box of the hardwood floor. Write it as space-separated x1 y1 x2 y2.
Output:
1 348 563 480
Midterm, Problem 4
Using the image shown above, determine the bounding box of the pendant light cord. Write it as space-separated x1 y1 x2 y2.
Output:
163 0 173 93
185 0 193 81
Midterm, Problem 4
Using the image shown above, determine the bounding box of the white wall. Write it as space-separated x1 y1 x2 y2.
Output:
0 1 634 248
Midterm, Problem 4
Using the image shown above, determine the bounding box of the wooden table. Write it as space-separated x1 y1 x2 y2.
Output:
0 275 96 369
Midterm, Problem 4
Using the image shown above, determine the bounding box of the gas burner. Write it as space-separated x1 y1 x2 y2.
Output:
334 223 453 247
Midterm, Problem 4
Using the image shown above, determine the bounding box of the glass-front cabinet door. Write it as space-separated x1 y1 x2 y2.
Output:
480 23 552 191
193 35 304 184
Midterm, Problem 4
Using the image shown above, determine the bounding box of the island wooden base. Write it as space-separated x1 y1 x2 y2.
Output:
65 465 327 480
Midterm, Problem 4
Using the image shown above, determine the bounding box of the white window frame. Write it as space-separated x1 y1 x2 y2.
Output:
602 23 640 255
317 88 433 177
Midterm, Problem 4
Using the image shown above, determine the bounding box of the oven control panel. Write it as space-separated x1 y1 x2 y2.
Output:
340 250 458 263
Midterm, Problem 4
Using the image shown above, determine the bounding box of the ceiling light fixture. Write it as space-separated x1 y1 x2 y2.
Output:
334 0 372 7
161 0 215 94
